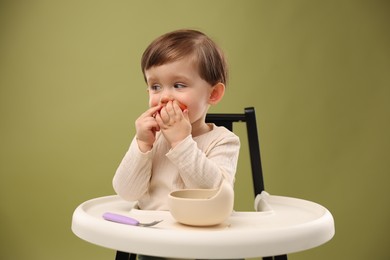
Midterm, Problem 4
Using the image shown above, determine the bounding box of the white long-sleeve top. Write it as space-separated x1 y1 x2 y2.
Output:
113 124 240 210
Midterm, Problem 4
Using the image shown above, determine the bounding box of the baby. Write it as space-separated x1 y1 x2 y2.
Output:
113 29 240 211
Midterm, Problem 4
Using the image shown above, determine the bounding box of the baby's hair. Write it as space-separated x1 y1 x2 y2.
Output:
141 29 228 86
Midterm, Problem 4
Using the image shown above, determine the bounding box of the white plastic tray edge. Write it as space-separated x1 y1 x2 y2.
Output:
71 195 335 258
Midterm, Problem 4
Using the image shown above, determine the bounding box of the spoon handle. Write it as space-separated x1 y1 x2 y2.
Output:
103 212 139 226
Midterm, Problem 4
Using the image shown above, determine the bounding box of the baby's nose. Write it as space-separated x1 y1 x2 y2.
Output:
159 91 174 105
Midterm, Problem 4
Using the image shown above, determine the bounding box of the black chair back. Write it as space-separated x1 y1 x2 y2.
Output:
206 107 265 195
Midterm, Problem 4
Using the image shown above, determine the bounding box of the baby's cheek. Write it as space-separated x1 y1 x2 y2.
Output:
148 97 159 108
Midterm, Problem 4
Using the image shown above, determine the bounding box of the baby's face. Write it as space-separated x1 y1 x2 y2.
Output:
145 57 214 124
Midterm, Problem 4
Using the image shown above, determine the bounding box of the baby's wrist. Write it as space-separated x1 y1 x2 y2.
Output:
136 137 153 152
170 135 191 149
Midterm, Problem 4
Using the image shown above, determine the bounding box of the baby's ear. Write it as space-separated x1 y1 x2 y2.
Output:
208 83 225 105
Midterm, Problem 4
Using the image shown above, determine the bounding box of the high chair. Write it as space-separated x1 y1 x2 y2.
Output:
72 107 334 260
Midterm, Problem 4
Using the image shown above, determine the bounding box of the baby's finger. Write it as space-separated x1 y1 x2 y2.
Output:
154 112 165 127
182 109 190 121
159 105 168 120
164 101 176 115
173 100 187 114
143 105 162 118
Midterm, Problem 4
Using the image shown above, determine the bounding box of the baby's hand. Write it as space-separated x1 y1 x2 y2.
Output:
135 105 162 152
155 101 191 148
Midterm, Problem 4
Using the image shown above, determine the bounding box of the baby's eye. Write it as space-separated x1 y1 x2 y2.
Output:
149 85 162 92
174 83 186 89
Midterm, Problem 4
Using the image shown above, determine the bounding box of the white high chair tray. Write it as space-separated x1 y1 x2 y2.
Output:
72 195 334 259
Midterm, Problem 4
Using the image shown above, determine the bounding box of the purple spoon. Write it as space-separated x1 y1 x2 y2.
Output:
103 212 162 227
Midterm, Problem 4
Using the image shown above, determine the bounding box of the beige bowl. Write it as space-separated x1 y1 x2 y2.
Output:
167 180 234 226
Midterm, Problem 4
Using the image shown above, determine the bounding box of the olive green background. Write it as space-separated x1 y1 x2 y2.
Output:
1 1 389 259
